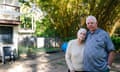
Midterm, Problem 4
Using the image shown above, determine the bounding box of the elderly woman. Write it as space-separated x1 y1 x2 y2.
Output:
65 28 87 72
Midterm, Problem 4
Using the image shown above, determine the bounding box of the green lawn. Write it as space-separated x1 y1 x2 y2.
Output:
18 46 61 55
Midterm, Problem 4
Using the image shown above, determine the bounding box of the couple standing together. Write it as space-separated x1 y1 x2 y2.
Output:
65 15 115 72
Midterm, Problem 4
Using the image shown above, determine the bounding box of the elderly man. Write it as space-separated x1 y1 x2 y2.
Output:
83 15 115 72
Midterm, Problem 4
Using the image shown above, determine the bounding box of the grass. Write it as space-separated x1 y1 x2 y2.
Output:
56 62 65 65
18 46 61 55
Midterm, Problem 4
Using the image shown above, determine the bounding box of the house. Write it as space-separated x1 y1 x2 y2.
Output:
0 0 21 58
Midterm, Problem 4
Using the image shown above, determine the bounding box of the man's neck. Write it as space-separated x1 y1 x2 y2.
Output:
90 28 98 33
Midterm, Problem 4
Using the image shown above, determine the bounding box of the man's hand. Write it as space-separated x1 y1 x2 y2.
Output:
108 51 115 66
70 70 75 72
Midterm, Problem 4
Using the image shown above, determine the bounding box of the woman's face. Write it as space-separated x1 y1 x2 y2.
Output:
78 31 86 40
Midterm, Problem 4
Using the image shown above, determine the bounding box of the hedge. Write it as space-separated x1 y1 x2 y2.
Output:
111 36 120 52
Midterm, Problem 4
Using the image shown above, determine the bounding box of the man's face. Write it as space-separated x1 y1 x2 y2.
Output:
86 19 97 32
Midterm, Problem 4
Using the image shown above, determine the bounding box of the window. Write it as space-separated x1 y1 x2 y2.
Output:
0 26 13 44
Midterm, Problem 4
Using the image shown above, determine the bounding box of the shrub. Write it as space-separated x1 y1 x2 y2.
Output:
111 36 120 52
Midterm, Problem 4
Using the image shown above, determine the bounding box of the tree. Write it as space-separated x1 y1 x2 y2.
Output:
19 0 120 40
31 0 89 40
87 0 120 34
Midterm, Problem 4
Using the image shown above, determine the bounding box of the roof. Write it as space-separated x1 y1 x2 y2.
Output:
0 19 21 25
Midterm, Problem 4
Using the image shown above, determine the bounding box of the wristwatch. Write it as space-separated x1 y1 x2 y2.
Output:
107 65 111 69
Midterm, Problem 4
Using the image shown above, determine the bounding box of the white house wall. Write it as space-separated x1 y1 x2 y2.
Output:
13 25 19 56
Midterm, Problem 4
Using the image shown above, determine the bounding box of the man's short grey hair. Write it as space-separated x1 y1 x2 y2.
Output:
77 28 87 36
86 15 97 24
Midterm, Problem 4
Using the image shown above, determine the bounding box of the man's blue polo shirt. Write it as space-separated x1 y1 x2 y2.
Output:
83 28 115 72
